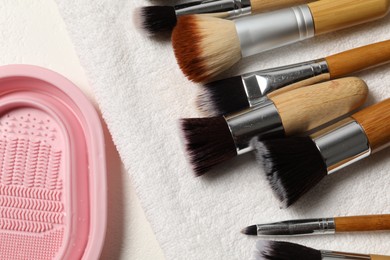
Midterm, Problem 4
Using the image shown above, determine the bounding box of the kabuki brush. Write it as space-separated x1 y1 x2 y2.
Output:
172 0 390 83
252 98 390 208
242 214 390 236
134 0 313 36
254 240 390 260
181 77 367 176
198 40 390 116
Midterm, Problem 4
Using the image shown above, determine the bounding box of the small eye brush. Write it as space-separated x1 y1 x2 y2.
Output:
172 0 390 82
198 40 390 116
254 240 390 260
242 214 390 237
252 98 390 207
181 77 367 176
134 0 314 36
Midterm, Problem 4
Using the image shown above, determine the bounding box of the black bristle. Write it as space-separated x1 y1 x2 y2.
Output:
241 225 257 236
135 6 177 35
180 117 237 176
197 76 249 116
254 241 322 260
252 137 327 207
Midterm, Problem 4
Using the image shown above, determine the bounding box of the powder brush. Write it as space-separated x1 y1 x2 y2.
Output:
198 40 390 116
172 0 390 83
134 0 313 36
253 98 390 208
181 77 367 176
254 240 390 260
242 214 390 237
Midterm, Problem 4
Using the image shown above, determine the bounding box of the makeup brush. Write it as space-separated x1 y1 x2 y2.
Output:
252 98 390 208
242 214 390 236
134 0 313 36
181 77 367 176
253 240 390 260
198 40 390 116
172 0 390 83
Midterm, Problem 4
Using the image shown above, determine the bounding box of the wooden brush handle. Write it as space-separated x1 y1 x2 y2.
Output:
352 98 390 153
268 40 390 98
309 0 390 35
371 255 390 260
269 77 368 136
326 40 390 78
251 0 314 13
335 214 390 232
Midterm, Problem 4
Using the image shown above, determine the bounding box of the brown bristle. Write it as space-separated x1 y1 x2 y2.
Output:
180 117 237 176
172 15 241 83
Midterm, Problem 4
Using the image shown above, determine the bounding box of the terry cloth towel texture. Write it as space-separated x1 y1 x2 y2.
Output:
55 1 390 259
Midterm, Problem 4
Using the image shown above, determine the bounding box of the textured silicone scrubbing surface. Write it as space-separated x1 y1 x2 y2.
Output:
0 65 106 260
0 109 66 259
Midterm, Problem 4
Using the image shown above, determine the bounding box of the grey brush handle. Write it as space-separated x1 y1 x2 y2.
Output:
225 99 284 155
175 0 251 17
235 5 314 57
321 251 371 260
256 218 336 236
241 59 330 107
312 118 371 174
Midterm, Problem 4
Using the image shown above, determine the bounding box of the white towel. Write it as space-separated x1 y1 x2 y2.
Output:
55 1 390 259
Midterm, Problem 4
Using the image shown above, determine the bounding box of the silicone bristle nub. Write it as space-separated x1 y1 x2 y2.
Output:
197 76 249 116
253 240 322 260
134 6 177 35
172 15 241 83
252 137 327 207
180 117 237 176
241 225 257 236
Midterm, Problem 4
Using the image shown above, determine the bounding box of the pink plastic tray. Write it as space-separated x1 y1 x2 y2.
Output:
0 65 106 259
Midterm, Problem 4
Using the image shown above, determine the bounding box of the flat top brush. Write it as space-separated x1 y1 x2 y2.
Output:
242 214 390 237
253 240 390 260
198 40 390 116
172 0 390 82
181 77 367 176
134 0 313 36
252 98 390 208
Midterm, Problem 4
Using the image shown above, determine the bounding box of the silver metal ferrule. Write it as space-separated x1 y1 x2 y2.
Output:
242 59 330 107
224 99 284 155
256 218 335 237
235 5 315 58
312 118 371 175
175 0 252 18
321 251 371 260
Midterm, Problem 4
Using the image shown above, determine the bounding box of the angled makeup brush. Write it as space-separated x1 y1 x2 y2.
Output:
242 214 390 236
252 98 390 208
181 77 367 176
172 0 390 83
254 240 390 260
198 40 390 116
134 0 313 36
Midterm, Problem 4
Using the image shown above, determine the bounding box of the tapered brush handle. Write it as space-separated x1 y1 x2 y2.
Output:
269 77 368 135
326 40 390 78
335 214 390 232
251 0 314 12
352 98 390 153
309 0 390 35
371 256 390 260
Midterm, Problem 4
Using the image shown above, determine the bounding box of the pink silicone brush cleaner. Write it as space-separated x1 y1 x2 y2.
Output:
0 65 107 259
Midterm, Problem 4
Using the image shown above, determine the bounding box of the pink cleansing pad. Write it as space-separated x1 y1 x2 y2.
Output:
0 65 107 259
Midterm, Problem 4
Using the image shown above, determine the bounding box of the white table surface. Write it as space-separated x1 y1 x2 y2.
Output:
0 1 165 259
